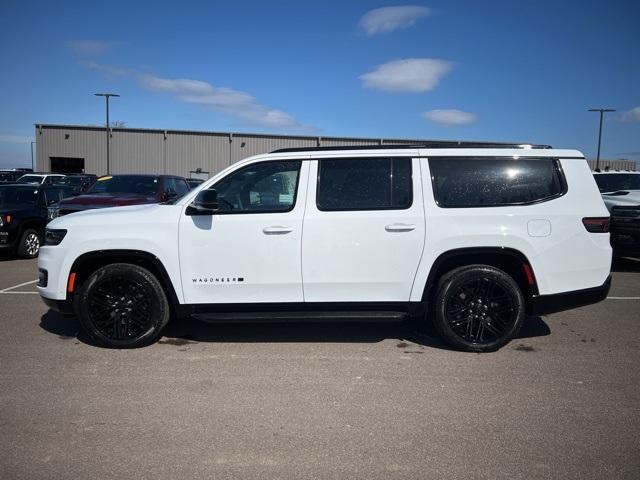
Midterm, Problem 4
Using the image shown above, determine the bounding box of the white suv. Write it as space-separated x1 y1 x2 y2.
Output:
37 142 612 351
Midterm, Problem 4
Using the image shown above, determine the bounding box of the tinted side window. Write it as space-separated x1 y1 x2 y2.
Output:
429 158 566 208
173 179 189 197
317 158 412 211
212 161 301 213
43 188 64 205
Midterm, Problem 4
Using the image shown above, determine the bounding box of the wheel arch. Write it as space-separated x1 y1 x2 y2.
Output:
68 250 184 315
420 247 539 312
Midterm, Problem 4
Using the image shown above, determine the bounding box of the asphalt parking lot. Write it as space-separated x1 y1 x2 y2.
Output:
0 256 639 479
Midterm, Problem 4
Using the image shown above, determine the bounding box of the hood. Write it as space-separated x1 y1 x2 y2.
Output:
47 202 179 229
601 190 640 211
58 193 157 210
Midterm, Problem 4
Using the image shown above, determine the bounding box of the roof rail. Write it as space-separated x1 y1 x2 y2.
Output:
271 141 552 154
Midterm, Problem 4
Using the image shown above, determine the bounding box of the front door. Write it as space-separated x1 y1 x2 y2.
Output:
302 157 425 302
179 160 308 304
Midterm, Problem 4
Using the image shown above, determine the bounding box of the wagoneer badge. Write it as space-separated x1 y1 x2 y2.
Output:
193 277 244 283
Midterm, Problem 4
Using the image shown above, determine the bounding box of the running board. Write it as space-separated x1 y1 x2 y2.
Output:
192 310 408 323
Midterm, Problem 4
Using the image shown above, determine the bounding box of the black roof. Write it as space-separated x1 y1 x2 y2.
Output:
271 141 552 154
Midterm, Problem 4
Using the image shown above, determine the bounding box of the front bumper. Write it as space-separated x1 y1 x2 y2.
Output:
0 230 17 250
610 229 640 257
528 276 611 316
610 207 640 257
40 296 74 315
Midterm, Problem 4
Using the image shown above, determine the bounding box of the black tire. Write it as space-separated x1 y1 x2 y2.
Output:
431 265 525 352
74 263 170 348
16 229 40 258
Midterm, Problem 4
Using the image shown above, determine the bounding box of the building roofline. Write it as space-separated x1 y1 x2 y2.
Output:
34 123 543 146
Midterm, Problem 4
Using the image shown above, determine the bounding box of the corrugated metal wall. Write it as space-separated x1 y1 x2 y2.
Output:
586 159 637 171
36 126 107 175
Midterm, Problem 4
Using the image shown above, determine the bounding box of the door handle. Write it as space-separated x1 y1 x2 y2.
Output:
385 223 416 232
263 226 293 235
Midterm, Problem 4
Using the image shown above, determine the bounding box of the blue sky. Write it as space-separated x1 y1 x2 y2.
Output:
0 0 638 168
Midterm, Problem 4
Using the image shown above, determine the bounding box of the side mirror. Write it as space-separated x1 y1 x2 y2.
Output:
186 189 219 215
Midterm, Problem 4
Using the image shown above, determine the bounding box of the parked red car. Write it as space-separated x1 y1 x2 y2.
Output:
52 174 190 218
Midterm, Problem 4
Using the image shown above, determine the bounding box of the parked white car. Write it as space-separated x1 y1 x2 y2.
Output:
593 170 640 257
38 142 612 351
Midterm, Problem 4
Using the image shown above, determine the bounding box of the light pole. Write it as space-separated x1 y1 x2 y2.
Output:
588 108 616 171
95 93 120 174
30 141 34 171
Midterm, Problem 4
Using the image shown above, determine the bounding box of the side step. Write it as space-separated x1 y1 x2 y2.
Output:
192 310 408 323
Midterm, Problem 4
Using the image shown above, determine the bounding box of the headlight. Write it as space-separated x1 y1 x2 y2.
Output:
44 229 67 246
47 206 60 222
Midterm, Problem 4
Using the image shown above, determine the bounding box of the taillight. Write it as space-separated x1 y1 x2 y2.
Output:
582 217 610 233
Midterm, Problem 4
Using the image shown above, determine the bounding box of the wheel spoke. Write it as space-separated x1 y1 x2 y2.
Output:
87 274 154 341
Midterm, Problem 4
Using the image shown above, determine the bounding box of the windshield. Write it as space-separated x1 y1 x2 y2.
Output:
0 186 39 208
16 175 44 184
594 174 640 193
87 176 159 196
59 177 83 186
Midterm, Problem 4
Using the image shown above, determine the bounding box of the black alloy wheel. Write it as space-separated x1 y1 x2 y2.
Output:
432 265 525 352
75 263 170 348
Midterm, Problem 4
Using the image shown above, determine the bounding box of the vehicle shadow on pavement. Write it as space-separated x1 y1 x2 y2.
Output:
164 315 550 351
38 310 97 345
612 257 640 273
39 310 550 351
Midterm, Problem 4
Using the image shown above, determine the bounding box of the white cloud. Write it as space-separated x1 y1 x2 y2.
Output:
68 40 113 55
138 76 216 96
422 109 477 126
88 63 304 129
358 6 431 36
621 106 640 123
86 61 130 78
360 58 452 92
0 134 33 144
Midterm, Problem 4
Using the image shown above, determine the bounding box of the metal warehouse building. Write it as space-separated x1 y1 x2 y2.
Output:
35 124 430 179
35 124 637 176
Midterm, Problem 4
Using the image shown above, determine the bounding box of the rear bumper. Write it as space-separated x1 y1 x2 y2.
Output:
529 276 611 316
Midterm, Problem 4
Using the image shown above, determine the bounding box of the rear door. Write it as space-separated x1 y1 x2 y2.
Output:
302 157 425 302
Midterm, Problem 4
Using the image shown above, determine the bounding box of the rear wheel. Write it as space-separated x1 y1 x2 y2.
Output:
74 263 170 348
17 229 40 258
432 265 525 352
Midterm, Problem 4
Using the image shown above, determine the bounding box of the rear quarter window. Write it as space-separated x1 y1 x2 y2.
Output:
429 157 566 208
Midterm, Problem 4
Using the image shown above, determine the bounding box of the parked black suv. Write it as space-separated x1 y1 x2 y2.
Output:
0 184 75 258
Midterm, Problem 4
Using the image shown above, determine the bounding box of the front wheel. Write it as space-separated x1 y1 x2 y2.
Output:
74 263 170 348
432 265 525 352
